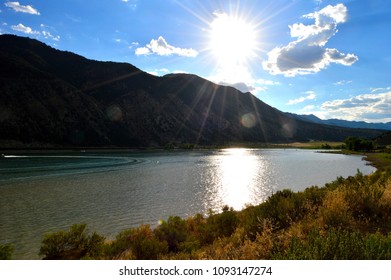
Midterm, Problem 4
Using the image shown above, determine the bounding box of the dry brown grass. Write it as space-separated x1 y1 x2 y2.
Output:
319 189 354 229
380 178 391 208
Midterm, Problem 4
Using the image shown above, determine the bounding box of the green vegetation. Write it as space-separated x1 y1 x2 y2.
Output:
0 244 14 260
273 229 391 259
338 136 391 172
344 136 374 151
105 225 168 259
273 142 344 149
35 168 391 260
364 153 391 172
39 224 105 260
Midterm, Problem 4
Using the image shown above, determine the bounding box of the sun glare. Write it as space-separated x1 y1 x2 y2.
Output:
218 148 259 210
209 13 257 66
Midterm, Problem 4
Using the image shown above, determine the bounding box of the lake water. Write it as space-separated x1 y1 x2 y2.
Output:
0 148 375 259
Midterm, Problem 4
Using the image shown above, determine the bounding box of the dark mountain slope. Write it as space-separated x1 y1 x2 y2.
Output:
0 35 385 148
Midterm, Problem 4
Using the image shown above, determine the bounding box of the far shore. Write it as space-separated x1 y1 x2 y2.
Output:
0 141 345 153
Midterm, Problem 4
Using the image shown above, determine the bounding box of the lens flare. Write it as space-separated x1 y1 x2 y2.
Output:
106 105 123 122
241 113 256 128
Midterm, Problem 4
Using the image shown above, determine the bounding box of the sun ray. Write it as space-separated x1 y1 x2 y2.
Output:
175 0 289 92
209 12 257 64
196 82 219 143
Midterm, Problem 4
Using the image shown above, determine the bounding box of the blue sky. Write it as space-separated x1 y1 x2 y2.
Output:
1 0 391 123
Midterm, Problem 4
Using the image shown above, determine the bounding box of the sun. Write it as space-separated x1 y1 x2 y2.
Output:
209 13 257 66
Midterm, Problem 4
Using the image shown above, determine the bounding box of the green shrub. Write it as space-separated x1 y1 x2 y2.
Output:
260 189 316 230
259 189 295 229
363 232 391 259
324 176 346 191
272 229 391 260
154 216 188 252
39 224 105 260
301 186 327 208
321 143 331 149
178 214 206 252
0 244 13 260
107 225 168 259
206 206 238 240
238 205 265 240
239 187 326 238
342 171 386 221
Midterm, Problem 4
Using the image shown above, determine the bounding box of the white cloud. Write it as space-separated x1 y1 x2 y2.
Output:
147 68 189 77
147 71 159 76
371 86 391 93
134 46 150 55
11 23 60 41
147 68 171 76
263 4 358 77
297 105 329 120
301 105 316 112
11 23 39 35
321 91 391 122
39 24 60 41
173 70 189 74
207 60 261 94
219 81 256 93
287 91 316 105
228 78 280 94
257 79 280 86
210 72 281 94
333 80 352 86
42 30 60 41
128 42 139 50
5 1 40 15
121 0 137 10
135 36 198 57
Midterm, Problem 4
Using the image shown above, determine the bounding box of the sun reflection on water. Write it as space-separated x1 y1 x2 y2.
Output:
206 148 269 211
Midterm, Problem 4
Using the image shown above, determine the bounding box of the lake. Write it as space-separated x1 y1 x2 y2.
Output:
0 148 375 259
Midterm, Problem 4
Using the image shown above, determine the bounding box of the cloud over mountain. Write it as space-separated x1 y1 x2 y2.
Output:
321 91 391 122
287 91 316 105
11 23 60 41
135 36 198 57
263 4 358 77
5 1 40 15
11 23 39 35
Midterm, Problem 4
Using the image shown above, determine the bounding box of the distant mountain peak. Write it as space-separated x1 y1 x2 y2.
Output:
287 112 391 131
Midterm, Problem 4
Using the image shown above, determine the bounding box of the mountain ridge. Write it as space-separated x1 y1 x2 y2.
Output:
286 113 391 131
0 34 385 148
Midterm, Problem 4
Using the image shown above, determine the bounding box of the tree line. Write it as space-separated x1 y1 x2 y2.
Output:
344 136 374 151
